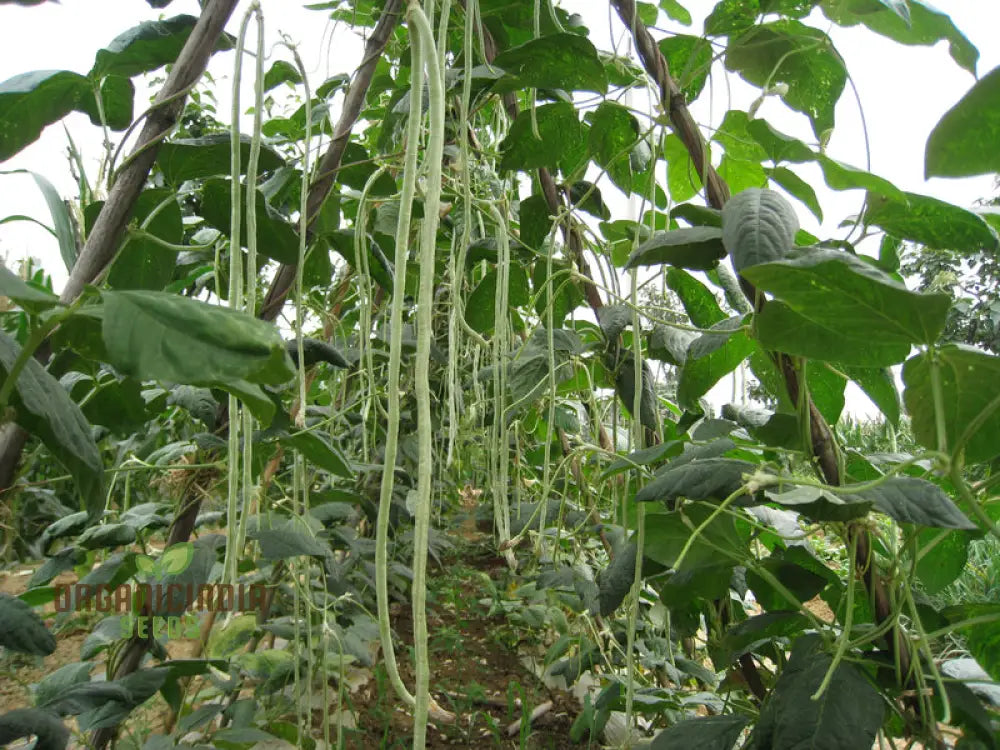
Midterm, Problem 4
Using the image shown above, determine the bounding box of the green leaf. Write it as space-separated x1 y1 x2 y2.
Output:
625 227 726 271
101 290 295 397
766 166 823 222
747 547 833 611
704 0 758 35
90 15 233 79
648 324 696 366
765 486 872 522
263 60 303 92
660 0 692 25
926 66 1000 179
0 592 56 655
644 503 751 569
718 611 810 666
748 634 884 750
822 0 977 74
844 365 900 427
207 614 257 659
651 715 749 750
0 708 69 750
903 346 1000 464
0 70 89 162
658 35 712 102
636 457 755 506
27 171 78 272
499 102 587 174
77 523 137 550
492 33 607 94
0 332 104 518
842 477 976 530
0 264 61 311
465 266 530 333
156 135 285 185
725 21 847 137
915 529 970 594
597 541 637 616
34 663 94 708
664 133 701 202
254 525 329 560
588 102 638 193
742 249 950 364
612 353 660 432
78 74 135 131
532 258 584 327
864 191 998 255
665 268 725 328
518 194 553 251
200 178 299 265
718 155 767 194
677 317 755 408
279 430 353 478
722 188 798 272
101 189 182 291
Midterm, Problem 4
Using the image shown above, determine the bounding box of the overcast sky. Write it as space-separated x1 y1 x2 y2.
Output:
1 0 997 417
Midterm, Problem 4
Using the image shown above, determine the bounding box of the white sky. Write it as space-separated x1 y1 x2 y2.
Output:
0 0 998 418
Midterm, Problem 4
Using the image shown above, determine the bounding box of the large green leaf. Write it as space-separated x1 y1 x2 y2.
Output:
78 74 135 130
864 191 999 254
658 35 713 103
0 708 69 750
926 65 1000 179
644 503 751 569
725 21 846 137
902 346 1000 464
278 430 352 479
915 528 970 595
636 457 755 506
156 135 285 185
717 611 810 666
492 33 607 94
766 166 823 222
465 267 530 333
677 316 755 408
841 477 976 530
665 268 726 328
200 178 299 265
90 15 234 79
748 634 883 750
821 0 978 74
844 365 900 426
499 102 587 174
101 291 294 418
742 249 950 364
0 332 104 518
0 593 56 656
721 188 798 272
588 102 638 193
625 227 725 271
0 71 88 162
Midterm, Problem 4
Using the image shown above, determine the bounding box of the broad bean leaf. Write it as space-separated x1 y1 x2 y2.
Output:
742 249 950 365
725 21 847 137
926 65 1000 179
492 33 607 94
644 503 751 569
915 528 970 595
747 634 883 750
865 191 999 254
717 611 810 666
588 102 638 192
0 71 89 161
903 346 1000 464
0 332 104 518
625 227 725 271
156 135 285 185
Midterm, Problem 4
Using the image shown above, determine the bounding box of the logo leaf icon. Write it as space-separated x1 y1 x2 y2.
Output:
135 554 156 576
160 542 194 576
